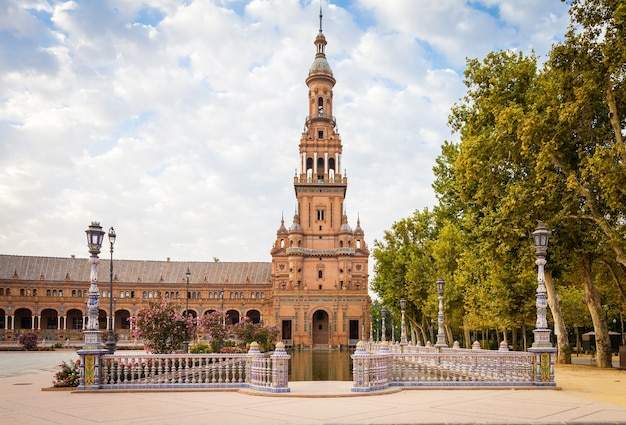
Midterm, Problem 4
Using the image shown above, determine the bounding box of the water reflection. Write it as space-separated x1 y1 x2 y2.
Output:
288 350 353 381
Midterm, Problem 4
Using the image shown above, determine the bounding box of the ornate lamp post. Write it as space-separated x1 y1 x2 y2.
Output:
528 221 556 385
435 278 447 348
184 267 191 353
83 222 105 349
77 222 108 390
105 227 116 354
531 223 552 348
369 313 373 341
381 307 387 342
400 298 407 345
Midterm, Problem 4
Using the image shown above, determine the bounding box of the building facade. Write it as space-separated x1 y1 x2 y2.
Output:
0 18 370 349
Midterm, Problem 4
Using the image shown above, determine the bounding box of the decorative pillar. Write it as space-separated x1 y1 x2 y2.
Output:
400 298 407 346
77 221 108 391
381 307 386 342
270 342 291 392
528 222 557 386
435 278 447 348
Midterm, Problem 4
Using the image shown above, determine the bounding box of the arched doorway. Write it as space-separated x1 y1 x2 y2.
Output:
14 308 32 330
246 310 261 324
312 310 329 345
226 309 239 325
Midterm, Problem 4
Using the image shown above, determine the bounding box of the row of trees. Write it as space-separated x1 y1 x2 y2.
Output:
372 0 625 367
130 299 279 354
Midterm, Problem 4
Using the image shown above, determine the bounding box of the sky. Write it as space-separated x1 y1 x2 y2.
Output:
1 0 571 269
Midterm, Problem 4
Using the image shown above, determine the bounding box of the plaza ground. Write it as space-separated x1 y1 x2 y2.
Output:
0 350 625 424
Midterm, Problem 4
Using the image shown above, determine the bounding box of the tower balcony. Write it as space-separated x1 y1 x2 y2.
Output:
286 247 355 257
305 113 336 126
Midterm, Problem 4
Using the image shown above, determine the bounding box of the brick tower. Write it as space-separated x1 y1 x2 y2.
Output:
270 10 371 349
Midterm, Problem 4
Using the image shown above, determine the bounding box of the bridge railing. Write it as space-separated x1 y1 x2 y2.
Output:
77 341 290 393
352 341 554 392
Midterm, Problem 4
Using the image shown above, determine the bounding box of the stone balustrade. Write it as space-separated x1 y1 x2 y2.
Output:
77 341 291 393
352 341 554 392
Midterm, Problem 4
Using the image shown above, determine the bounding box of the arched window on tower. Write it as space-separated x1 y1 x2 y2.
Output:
318 97 323 114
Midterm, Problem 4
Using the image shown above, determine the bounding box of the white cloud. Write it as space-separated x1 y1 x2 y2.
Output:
0 0 569 271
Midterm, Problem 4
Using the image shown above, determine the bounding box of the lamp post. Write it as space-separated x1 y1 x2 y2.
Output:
105 227 116 354
184 267 191 353
83 222 105 349
435 278 447 348
528 221 557 385
400 298 407 345
381 307 387 342
369 314 373 341
531 222 552 348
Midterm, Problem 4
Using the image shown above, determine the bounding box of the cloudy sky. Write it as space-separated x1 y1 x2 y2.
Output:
1 0 570 267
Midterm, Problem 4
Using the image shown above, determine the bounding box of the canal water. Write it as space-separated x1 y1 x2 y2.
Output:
288 350 353 381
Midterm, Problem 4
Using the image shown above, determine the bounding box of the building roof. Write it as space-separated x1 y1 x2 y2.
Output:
0 255 271 286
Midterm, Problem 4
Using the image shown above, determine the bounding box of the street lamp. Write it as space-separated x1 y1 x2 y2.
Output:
184 267 191 353
106 227 116 354
435 278 447 348
531 222 552 348
369 313 373 341
400 298 407 345
381 307 387 342
84 222 105 349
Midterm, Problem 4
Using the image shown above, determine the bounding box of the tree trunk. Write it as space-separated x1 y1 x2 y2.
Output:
463 321 471 348
581 255 613 368
544 271 571 363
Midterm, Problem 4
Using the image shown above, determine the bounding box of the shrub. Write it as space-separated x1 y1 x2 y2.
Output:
129 299 197 354
17 332 38 351
53 359 80 387
189 342 211 354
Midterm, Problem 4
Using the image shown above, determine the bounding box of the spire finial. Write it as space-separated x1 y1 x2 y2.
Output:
319 0 323 32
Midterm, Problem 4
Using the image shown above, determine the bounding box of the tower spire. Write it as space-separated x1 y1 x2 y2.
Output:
319 1 323 33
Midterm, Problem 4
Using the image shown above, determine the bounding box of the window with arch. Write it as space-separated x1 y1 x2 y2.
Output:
318 270 323 279
72 290 76 297
46 289 51 297
280 239 285 248
328 157 335 171
251 292 256 299
339 240 343 248
58 290 63 297
20 288 25 296
318 97 323 114
357 239 361 249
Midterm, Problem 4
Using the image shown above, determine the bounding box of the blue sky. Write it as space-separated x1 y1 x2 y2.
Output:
0 0 570 266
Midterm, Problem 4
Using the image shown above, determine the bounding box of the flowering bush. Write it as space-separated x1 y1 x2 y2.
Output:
129 299 197 354
17 332 38 351
198 311 229 352
231 317 279 352
53 359 80 387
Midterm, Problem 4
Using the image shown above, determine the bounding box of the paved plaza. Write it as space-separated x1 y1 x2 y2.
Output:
1 351 626 425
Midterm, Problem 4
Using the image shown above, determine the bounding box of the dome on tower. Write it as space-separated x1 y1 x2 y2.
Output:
277 216 288 235
354 217 364 235
309 56 333 75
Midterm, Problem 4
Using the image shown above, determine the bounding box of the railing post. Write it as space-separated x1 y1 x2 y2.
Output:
351 340 370 392
76 349 105 390
270 341 290 392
